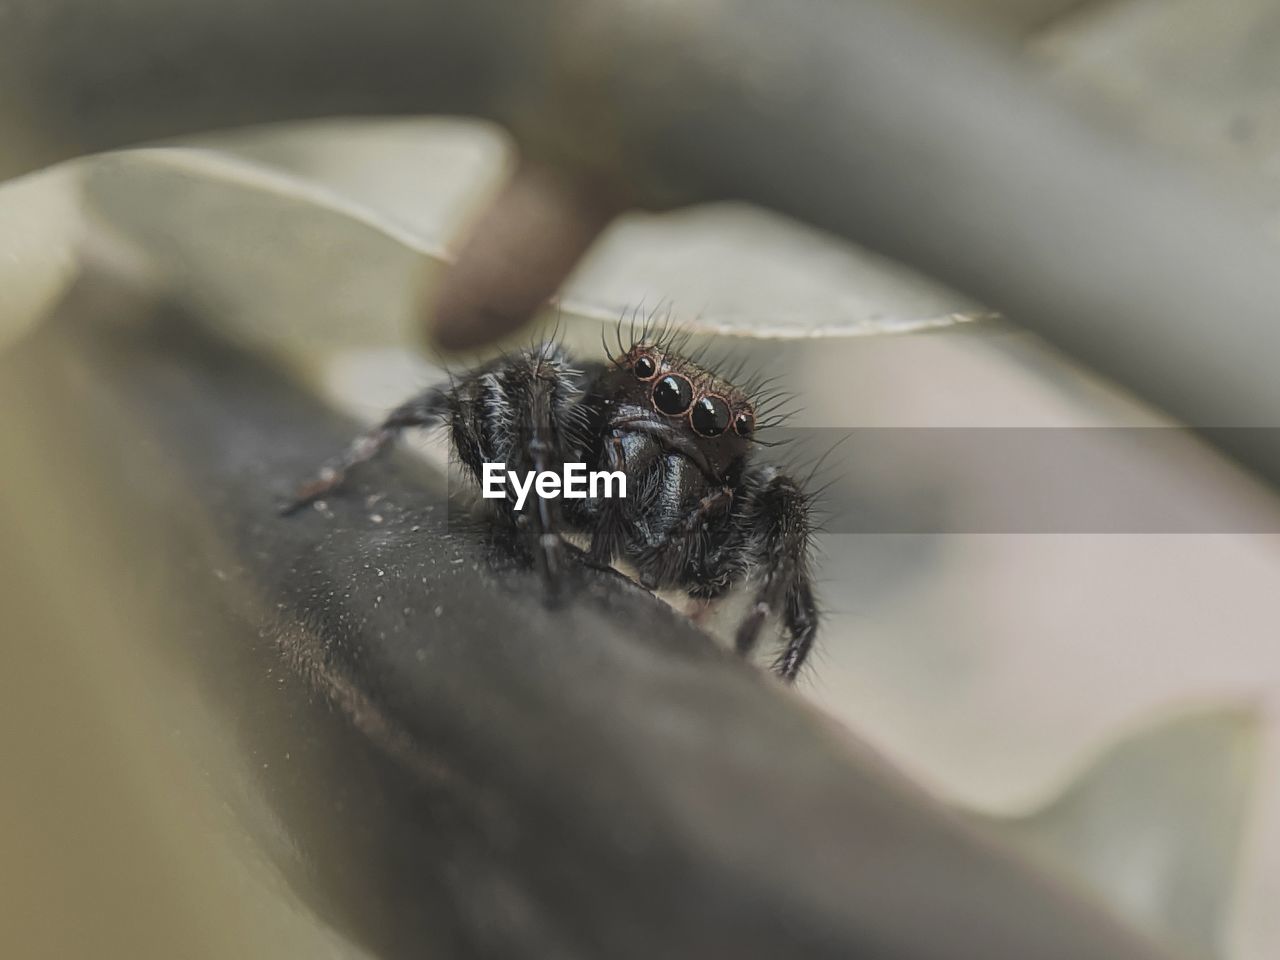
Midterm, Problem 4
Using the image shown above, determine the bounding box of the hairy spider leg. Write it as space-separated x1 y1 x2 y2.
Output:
732 466 819 681
440 348 591 602
516 364 570 600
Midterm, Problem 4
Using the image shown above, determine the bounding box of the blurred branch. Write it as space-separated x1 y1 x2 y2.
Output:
5 0 1280 480
0 269 1178 960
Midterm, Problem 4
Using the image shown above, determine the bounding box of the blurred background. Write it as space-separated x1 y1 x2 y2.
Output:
3 1 1280 959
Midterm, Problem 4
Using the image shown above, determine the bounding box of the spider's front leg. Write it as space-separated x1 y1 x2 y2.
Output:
453 347 593 602
732 466 819 682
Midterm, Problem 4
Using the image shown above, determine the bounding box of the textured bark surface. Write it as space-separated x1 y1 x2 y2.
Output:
6 0 1280 489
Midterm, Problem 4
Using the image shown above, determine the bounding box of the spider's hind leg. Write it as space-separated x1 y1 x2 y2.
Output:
280 386 451 515
731 466 819 682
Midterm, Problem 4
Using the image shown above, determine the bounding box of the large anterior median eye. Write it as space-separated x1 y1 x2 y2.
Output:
691 396 731 437
652 374 693 415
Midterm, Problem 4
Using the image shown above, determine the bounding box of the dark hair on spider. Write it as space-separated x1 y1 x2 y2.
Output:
283 307 821 681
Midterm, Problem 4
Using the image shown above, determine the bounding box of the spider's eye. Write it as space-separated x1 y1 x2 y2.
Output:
691 396 731 437
652 374 693 415
632 355 657 379
733 412 755 438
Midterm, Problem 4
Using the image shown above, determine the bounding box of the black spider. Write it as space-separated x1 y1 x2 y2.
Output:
283 329 819 681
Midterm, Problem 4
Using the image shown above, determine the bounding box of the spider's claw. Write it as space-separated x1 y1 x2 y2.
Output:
278 471 340 516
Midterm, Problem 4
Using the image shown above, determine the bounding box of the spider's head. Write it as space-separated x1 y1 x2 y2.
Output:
605 343 756 475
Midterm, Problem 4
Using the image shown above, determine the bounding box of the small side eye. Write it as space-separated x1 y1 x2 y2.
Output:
691 396 731 437
653 374 693 415
632 355 657 379
733 412 755 437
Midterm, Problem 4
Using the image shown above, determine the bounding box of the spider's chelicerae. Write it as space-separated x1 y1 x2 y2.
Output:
284 330 819 680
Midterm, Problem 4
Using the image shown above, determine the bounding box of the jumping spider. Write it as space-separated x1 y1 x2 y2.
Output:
284 331 819 680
